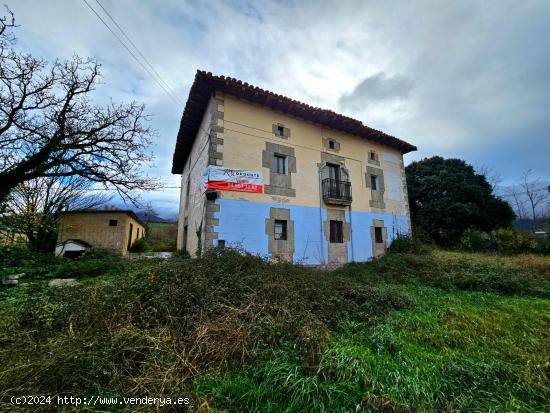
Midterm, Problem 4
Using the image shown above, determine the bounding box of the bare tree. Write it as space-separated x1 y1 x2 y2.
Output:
0 5 16 39
475 163 502 194
1 171 110 251
141 202 157 221
520 170 549 232
504 185 528 220
0 9 159 204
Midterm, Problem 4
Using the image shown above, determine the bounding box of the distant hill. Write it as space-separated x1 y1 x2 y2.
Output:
135 211 176 224
514 218 550 232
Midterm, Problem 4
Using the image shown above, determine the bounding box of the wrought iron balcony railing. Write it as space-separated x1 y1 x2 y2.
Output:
322 178 352 205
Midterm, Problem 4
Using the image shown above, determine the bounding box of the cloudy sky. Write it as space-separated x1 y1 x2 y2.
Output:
7 0 550 218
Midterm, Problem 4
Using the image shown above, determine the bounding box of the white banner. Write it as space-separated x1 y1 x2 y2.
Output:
201 166 263 194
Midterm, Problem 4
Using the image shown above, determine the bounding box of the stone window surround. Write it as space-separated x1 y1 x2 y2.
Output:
323 208 350 265
368 150 380 166
265 207 294 261
272 123 291 139
365 165 386 209
320 152 350 182
262 142 297 197
370 219 388 257
323 137 341 153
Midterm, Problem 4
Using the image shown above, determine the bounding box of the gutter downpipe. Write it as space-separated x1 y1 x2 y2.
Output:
318 163 327 267
349 202 355 262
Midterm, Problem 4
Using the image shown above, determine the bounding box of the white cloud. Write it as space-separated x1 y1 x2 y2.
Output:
6 0 550 216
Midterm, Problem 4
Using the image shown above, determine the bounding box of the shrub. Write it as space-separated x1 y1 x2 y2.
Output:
339 250 550 298
460 229 490 252
129 238 151 253
0 246 412 406
534 234 550 254
175 248 191 259
1 243 549 411
458 228 548 255
492 228 529 254
389 235 431 254
0 246 127 280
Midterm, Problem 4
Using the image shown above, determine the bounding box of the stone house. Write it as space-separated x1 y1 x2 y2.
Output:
56 210 146 256
172 71 417 266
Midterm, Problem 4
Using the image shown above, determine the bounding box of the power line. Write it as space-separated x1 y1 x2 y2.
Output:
81 186 182 191
92 0 184 106
81 0 183 107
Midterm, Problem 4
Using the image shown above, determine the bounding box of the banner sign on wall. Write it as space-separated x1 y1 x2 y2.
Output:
201 166 263 194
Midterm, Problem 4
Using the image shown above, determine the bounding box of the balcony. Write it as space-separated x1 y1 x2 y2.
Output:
322 178 352 205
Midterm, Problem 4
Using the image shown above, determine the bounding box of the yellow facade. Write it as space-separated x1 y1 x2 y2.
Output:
177 91 413 265
217 93 410 216
57 211 145 254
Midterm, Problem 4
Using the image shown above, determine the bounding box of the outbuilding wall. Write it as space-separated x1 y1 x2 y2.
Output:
57 212 145 254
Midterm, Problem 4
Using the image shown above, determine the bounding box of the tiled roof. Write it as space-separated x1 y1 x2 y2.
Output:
172 70 417 174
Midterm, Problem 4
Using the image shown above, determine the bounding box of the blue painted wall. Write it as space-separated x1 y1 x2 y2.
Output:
214 199 410 264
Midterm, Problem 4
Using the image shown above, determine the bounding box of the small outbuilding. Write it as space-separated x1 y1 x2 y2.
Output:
56 210 146 256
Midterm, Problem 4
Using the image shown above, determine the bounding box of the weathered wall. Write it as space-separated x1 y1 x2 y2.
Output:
175 92 412 263
57 213 145 254
177 97 224 255
215 93 410 216
212 198 409 265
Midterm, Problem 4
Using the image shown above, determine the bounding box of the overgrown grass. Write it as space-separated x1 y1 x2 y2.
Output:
196 287 549 412
338 250 550 298
145 222 177 251
0 247 129 280
0 247 548 412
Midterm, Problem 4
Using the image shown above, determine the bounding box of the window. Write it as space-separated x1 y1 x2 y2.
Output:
327 163 340 181
109 219 118 227
375 227 383 243
329 220 343 243
218 240 226 248
370 174 378 190
274 220 287 240
136 228 140 238
185 177 191 209
370 151 376 161
329 140 335 150
273 154 286 174
276 125 285 137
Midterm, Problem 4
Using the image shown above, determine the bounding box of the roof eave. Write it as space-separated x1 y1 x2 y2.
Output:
171 70 417 174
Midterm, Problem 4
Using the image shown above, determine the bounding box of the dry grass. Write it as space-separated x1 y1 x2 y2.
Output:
0 246 548 412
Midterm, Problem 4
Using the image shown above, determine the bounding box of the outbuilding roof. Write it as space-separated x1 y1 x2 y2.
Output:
60 210 146 227
172 70 417 174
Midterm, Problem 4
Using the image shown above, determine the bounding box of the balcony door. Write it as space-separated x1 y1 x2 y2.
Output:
327 163 340 197
327 163 340 181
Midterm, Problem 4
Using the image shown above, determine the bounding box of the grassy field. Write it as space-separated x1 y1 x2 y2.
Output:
0 247 548 412
144 222 177 252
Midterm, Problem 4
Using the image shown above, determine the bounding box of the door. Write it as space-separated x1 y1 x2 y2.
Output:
127 223 133 251
327 163 340 181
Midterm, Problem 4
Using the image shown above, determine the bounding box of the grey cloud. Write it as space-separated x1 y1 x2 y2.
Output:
338 72 414 111
7 0 550 217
